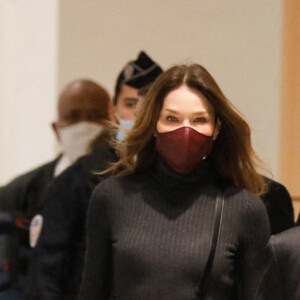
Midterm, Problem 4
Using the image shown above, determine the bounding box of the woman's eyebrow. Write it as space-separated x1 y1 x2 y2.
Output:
191 111 209 115
163 108 180 114
163 108 210 115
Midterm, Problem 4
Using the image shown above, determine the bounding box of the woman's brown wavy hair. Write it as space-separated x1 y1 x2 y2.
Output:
107 64 267 195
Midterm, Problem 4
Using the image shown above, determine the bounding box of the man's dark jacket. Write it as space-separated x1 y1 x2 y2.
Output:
258 226 300 300
0 158 59 215
23 147 117 299
0 158 59 292
261 177 294 235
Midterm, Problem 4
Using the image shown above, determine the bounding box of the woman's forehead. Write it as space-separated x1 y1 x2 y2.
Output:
162 86 215 114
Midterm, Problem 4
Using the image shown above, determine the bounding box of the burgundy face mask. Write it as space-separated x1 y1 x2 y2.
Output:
156 127 213 174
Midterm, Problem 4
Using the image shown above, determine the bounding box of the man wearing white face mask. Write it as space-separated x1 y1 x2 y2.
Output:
0 79 111 212
23 51 163 300
0 79 111 299
51 79 111 175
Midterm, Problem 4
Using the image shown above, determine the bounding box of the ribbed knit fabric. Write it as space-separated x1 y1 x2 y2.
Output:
79 160 270 300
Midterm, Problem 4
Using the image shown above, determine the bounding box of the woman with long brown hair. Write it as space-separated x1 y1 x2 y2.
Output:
80 64 270 299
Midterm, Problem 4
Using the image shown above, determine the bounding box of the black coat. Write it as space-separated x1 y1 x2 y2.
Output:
0 158 59 215
261 177 295 234
0 158 59 292
23 147 117 300
258 226 300 300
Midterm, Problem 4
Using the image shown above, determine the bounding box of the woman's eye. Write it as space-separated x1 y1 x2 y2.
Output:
166 116 178 122
194 117 206 123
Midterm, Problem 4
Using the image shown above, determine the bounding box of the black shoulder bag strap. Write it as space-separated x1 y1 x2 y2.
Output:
194 192 225 300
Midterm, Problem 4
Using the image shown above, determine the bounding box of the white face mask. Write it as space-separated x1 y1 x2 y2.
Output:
58 121 104 163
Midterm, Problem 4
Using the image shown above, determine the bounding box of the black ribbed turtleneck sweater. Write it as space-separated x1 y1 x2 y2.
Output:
79 160 270 300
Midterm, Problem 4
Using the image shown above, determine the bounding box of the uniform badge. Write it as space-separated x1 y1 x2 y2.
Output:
123 64 134 79
29 214 43 248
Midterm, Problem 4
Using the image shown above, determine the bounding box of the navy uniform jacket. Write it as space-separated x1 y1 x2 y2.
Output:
0 158 59 215
258 226 300 300
0 158 60 292
261 177 295 235
23 147 118 300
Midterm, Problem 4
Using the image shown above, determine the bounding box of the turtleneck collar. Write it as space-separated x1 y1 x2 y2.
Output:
147 156 218 191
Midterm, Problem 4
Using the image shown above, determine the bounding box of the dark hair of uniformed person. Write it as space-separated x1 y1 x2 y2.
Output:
108 64 267 196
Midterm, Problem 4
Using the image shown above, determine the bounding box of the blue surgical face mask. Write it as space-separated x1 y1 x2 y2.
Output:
115 112 135 141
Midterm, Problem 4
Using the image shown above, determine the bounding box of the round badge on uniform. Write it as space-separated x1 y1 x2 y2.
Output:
29 214 43 248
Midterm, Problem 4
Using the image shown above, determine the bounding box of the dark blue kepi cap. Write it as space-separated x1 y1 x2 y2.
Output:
122 51 163 89
114 51 163 103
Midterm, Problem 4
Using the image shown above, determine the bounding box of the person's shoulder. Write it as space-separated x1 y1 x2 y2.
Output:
226 187 271 240
224 185 262 205
30 158 59 174
223 185 268 221
76 147 118 172
269 226 300 281
0 158 58 197
271 226 300 249
94 172 135 189
25 158 58 174
263 176 287 190
92 172 142 198
4 158 58 188
262 176 291 200
0 158 59 211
